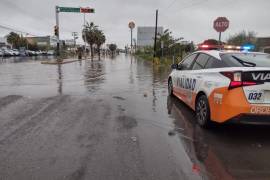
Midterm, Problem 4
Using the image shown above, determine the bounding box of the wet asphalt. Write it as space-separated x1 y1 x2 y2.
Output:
0 55 270 180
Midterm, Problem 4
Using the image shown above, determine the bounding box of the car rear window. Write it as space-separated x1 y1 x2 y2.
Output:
205 57 228 68
221 53 270 67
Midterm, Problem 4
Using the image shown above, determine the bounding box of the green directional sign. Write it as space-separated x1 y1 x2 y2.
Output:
58 7 80 13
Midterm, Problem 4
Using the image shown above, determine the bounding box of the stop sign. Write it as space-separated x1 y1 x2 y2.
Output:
128 21 135 29
213 17 229 32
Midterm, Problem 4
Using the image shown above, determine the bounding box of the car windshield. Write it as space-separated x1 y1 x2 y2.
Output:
221 53 270 67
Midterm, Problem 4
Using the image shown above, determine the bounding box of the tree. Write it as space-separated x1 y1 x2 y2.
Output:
83 22 98 59
7 32 21 48
6 32 29 49
227 30 257 46
156 29 183 58
109 44 117 55
95 30 106 60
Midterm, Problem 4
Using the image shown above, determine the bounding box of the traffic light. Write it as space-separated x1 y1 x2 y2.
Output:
54 25 59 36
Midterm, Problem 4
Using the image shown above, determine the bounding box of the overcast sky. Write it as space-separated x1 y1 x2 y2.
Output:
0 0 269 48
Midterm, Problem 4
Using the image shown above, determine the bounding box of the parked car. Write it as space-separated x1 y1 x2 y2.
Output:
12 49 20 56
26 50 35 56
3 49 14 56
47 50 55 56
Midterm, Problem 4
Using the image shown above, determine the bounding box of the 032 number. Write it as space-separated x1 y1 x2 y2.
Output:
248 92 262 101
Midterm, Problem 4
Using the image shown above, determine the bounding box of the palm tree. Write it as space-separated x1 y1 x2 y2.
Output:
156 29 183 58
109 44 117 56
95 30 106 60
83 22 98 59
7 32 22 49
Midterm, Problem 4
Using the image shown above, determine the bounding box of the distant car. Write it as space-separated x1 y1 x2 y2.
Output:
36 50 43 55
12 49 20 56
168 50 270 127
26 50 37 56
47 50 55 56
3 49 13 56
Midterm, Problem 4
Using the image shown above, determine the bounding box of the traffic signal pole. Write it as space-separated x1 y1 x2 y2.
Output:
54 6 95 60
153 9 158 59
55 6 60 59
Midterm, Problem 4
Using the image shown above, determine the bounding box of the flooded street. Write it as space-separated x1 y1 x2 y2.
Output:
1 55 270 180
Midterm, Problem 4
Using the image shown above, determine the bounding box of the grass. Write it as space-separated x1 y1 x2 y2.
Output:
135 52 183 67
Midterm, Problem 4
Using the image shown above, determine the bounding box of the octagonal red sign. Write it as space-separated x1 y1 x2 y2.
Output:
213 17 229 32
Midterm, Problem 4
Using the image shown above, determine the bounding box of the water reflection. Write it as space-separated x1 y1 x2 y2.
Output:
0 56 55 64
57 64 63 94
84 60 105 93
167 95 270 179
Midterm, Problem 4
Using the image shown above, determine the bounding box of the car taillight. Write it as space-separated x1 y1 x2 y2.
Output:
220 71 257 90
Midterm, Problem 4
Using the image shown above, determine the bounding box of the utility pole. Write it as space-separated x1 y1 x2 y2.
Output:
153 9 158 59
55 6 60 59
83 13 87 59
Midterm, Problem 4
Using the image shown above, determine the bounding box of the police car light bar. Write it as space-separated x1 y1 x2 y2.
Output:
198 44 254 52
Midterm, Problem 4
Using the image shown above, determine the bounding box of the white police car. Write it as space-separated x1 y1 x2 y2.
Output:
168 50 270 127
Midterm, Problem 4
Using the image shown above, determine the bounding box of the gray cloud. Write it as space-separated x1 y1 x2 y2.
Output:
0 0 269 48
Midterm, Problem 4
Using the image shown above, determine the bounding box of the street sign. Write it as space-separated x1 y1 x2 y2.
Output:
58 7 95 13
80 8 95 13
128 21 135 29
213 17 229 32
58 7 80 13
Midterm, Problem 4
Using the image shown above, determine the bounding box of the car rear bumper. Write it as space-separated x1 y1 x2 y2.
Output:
208 87 270 123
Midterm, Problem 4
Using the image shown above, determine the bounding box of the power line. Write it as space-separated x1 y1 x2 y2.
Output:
0 24 38 36
1 0 76 37
164 0 178 10
177 0 209 11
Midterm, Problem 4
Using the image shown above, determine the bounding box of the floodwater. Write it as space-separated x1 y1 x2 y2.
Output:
0 54 270 180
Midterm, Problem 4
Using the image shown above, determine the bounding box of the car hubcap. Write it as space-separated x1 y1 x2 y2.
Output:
196 99 207 124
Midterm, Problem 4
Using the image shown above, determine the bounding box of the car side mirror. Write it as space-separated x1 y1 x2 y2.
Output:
171 64 178 70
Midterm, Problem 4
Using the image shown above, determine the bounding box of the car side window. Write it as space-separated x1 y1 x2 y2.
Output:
205 57 228 69
192 53 210 70
180 54 198 70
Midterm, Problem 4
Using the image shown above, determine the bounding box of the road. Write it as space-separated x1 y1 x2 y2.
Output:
0 55 270 180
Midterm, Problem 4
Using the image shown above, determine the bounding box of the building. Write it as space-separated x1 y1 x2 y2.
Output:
257 37 270 53
137 26 163 47
64 39 75 46
0 36 9 48
26 36 57 48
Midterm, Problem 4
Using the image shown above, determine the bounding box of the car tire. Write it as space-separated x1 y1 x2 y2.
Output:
195 95 212 128
168 78 174 96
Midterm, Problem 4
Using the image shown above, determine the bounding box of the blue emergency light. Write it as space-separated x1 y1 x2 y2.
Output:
241 44 255 51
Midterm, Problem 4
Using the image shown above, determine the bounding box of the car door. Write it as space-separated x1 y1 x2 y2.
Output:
182 53 211 107
174 53 198 105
